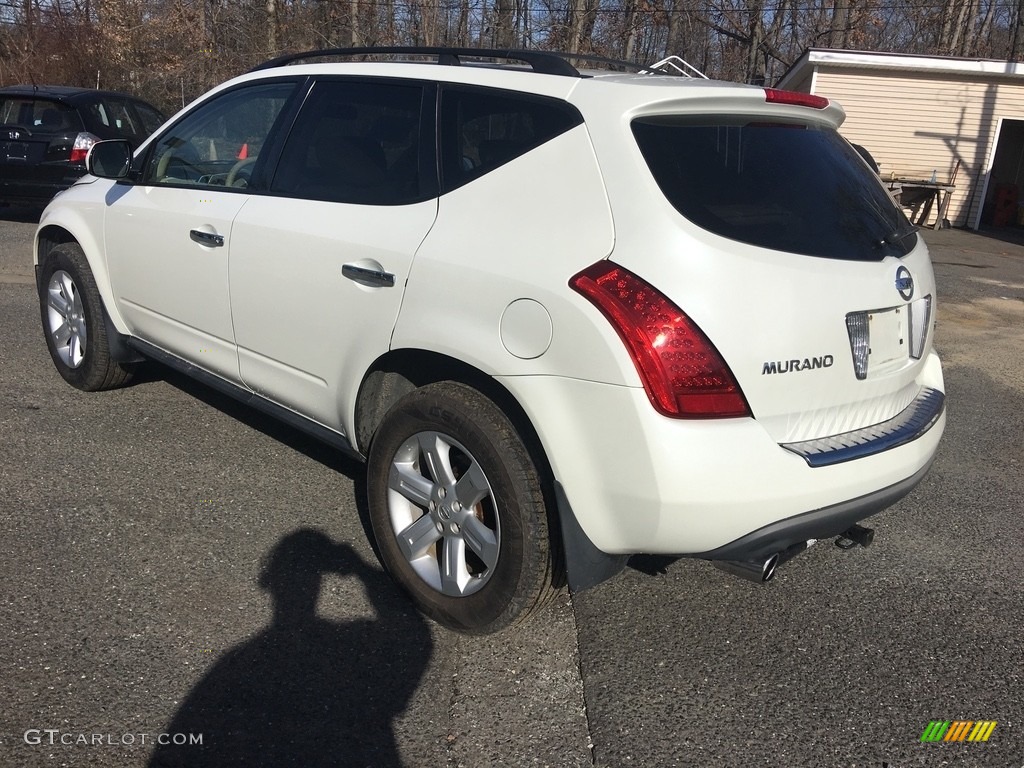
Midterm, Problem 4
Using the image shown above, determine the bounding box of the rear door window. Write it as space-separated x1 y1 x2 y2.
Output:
632 117 916 260
133 102 165 135
270 79 431 205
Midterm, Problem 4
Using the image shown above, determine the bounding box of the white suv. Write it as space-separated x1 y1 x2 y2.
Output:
35 48 945 633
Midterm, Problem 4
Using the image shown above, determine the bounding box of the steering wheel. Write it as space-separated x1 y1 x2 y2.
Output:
155 150 205 182
226 157 258 188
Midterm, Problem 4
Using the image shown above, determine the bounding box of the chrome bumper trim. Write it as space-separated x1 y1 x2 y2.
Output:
781 387 945 467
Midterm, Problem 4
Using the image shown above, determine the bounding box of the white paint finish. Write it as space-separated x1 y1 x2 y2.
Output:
103 184 247 381
37 59 947 560
567 84 940 443
392 125 622 383
499 299 553 360
501 352 944 554
228 195 437 432
35 180 123 328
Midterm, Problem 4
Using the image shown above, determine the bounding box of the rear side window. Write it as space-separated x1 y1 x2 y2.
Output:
440 86 582 194
632 118 917 260
85 97 161 140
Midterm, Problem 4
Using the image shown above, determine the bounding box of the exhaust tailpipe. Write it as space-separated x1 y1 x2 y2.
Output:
713 552 780 584
712 541 810 584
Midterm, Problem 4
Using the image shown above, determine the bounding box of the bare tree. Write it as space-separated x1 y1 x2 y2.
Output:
5 0 1024 112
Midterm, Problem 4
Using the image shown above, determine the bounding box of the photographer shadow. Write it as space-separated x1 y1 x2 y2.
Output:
149 528 432 768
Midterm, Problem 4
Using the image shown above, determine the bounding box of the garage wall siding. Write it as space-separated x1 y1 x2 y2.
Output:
808 68 1024 227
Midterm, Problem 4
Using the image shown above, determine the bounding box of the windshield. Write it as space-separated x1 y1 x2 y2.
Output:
632 117 917 260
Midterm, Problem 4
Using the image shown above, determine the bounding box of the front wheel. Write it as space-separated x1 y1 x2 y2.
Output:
38 242 134 391
367 382 556 634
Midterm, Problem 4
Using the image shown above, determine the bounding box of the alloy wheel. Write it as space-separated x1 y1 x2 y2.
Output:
386 430 501 597
46 269 87 369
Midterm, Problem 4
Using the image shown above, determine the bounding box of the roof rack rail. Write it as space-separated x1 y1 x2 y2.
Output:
546 52 651 73
644 55 708 79
250 46 583 78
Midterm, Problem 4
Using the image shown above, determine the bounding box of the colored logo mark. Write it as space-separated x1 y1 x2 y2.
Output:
920 720 997 742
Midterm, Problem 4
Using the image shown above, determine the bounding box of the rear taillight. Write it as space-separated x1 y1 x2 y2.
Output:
570 262 751 419
69 132 100 164
763 88 829 110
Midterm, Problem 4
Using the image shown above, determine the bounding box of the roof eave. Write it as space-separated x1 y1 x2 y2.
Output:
777 48 1024 90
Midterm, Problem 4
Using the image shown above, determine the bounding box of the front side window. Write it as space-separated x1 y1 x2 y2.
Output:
270 79 428 205
632 117 917 260
143 82 296 190
440 86 583 194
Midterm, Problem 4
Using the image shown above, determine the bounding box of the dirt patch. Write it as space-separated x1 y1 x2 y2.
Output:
937 297 1024 392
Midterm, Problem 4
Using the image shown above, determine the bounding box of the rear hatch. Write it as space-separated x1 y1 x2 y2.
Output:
620 88 937 445
0 96 87 200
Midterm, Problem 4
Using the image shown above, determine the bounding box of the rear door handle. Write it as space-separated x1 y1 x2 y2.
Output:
342 262 396 288
190 229 225 248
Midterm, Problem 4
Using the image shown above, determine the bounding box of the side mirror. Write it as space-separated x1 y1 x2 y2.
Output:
87 139 132 179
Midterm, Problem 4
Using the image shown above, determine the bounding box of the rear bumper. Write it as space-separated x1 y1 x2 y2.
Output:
499 351 945 556
781 387 944 467
0 168 84 204
695 453 936 563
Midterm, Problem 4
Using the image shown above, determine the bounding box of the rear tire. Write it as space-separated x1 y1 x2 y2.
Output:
367 382 556 634
38 242 134 391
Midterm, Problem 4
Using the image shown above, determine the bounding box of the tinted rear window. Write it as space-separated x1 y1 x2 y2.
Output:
0 98 83 133
632 118 916 260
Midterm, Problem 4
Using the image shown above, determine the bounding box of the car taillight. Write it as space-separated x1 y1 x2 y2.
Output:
69 132 100 164
570 261 751 419
763 88 829 110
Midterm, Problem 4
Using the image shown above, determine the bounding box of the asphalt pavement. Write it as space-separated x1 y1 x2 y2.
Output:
1 208 1021 768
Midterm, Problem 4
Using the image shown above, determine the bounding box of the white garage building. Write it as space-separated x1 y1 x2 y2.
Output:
776 48 1024 229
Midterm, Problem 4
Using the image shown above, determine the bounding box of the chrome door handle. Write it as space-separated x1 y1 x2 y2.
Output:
190 229 224 248
342 263 396 288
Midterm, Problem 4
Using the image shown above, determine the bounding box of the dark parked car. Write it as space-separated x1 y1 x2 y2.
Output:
0 85 164 206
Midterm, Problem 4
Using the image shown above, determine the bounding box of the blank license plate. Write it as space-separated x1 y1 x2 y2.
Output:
868 307 908 369
1 141 31 161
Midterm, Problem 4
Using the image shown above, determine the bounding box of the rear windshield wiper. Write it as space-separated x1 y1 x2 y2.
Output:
883 223 920 248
